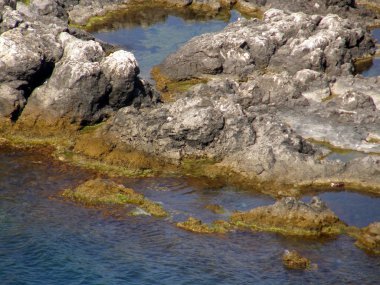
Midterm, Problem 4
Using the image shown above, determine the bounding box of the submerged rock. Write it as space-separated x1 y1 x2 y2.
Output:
62 179 167 217
176 217 231 233
282 250 312 270
355 222 380 254
230 197 346 236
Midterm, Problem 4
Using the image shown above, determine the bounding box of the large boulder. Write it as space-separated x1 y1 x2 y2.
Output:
109 78 255 160
19 32 156 127
157 9 374 80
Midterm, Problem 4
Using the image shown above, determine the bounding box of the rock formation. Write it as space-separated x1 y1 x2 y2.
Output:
230 197 346 236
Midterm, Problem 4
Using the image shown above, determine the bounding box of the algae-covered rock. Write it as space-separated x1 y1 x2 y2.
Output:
176 217 231 233
230 197 345 236
282 250 311 270
62 178 167 217
205 204 225 214
355 222 380 254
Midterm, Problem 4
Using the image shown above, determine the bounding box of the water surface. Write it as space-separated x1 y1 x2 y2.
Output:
361 28 380 77
1 148 380 284
93 9 241 78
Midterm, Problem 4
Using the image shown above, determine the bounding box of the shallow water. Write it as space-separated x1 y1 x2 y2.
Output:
302 192 380 228
93 9 241 78
1 148 380 284
361 28 380 77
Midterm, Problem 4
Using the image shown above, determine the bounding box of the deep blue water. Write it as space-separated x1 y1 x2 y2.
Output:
1 148 380 284
93 11 241 78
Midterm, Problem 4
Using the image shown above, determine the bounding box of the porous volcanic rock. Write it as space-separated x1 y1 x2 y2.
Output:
0 3 157 125
157 9 374 80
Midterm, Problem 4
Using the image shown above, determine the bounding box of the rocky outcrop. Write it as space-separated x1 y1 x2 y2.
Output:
1 0 380 192
230 197 346 236
0 3 157 126
19 33 156 127
354 222 380 254
157 9 374 80
236 0 356 15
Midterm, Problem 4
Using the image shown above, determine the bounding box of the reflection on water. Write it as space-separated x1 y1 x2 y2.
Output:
324 150 369 163
360 28 380 77
1 148 380 284
93 8 241 78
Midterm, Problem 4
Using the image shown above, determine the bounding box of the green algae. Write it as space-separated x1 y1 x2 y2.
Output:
205 204 225 214
282 250 311 270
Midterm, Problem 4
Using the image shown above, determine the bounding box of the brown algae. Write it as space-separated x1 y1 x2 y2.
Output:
62 178 168 217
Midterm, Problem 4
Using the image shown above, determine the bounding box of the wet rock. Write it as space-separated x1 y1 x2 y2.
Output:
230 197 346 236
355 222 380 254
62 178 167 217
176 217 231 233
157 9 374 80
282 250 311 270
205 204 225 214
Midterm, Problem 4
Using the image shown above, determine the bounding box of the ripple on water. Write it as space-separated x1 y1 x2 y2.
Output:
1 149 380 284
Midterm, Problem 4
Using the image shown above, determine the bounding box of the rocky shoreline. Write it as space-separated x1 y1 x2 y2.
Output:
0 0 380 257
1 0 380 193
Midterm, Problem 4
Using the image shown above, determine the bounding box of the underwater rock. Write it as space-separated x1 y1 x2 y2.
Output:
205 204 225 214
355 222 380 254
176 217 231 233
282 250 311 270
230 197 346 236
62 178 168 217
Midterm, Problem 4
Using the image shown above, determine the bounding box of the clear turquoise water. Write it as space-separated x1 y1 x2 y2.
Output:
1 147 380 284
93 11 241 78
